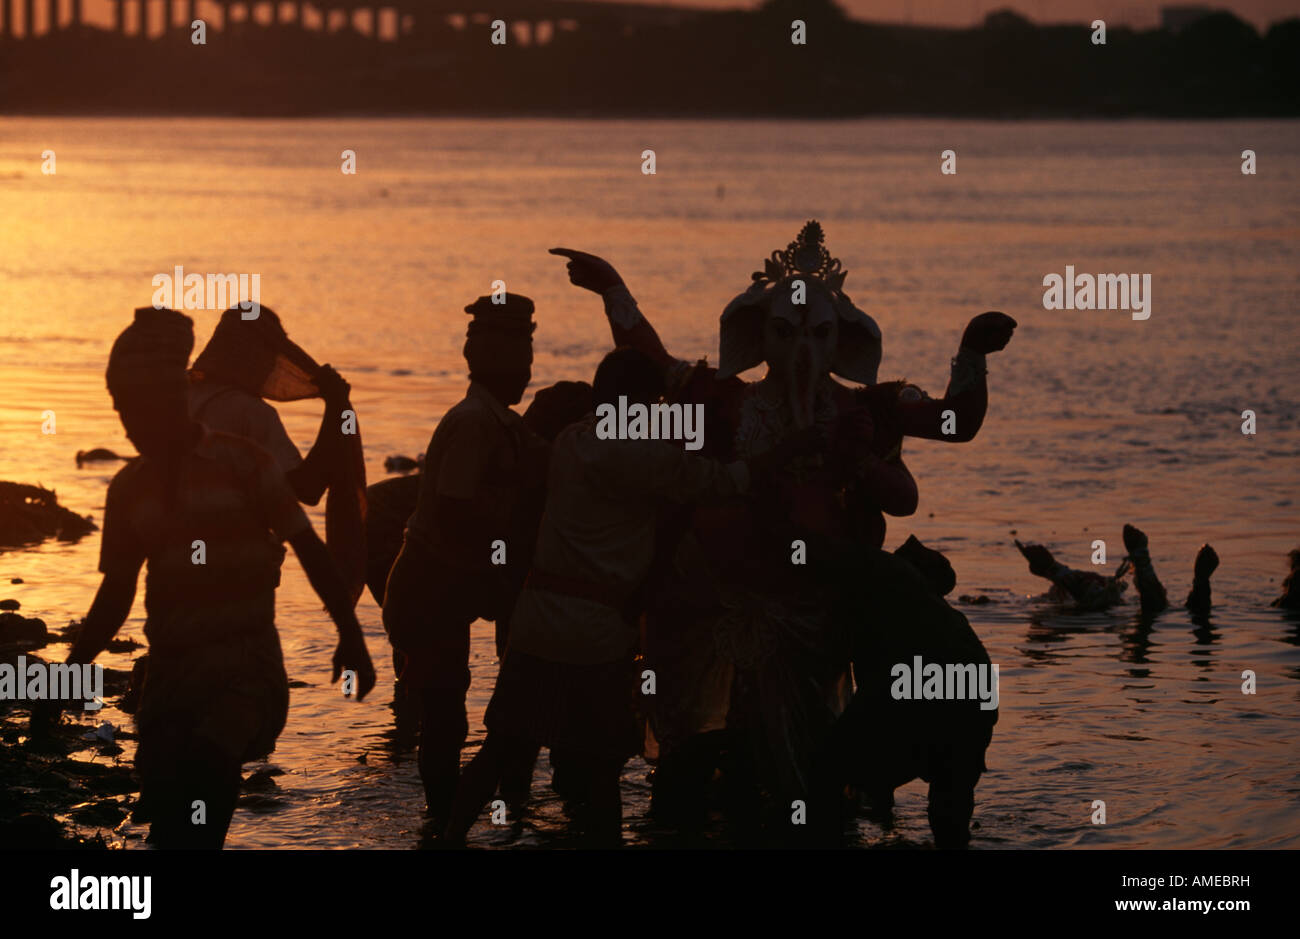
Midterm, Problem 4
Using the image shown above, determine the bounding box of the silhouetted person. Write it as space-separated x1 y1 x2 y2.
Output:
810 538 998 849
382 293 548 827
190 306 352 506
189 305 368 607
1271 549 1300 610
363 379 592 809
443 348 811 845
39 307 374 849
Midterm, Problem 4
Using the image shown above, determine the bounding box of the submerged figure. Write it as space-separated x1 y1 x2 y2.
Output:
1015 539 1130 611
1271 549 1300 610
552 222 1015 826
1016 525 1219 616
1122 524 1218 616
41 307 375 849
381 293 549 826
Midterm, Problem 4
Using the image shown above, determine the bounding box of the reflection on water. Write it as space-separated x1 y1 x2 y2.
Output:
0 117 1297 849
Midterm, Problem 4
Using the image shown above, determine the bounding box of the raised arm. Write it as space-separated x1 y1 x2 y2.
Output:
285 365 353 506
894 311 1017 442
550 248 687 380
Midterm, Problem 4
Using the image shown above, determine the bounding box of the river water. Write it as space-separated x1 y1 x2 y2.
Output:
1 117 1297 848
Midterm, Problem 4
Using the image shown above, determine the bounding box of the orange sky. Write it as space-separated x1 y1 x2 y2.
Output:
18 0 1300 34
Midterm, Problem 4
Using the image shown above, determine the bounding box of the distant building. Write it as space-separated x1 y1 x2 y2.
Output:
1160 5 1219 31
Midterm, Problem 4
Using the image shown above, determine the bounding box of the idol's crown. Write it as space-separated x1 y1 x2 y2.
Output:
753 219 847 292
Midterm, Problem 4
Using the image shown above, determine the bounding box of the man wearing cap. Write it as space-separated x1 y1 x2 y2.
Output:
382 292 549 825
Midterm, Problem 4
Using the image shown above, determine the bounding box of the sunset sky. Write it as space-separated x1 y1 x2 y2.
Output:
36 0 1300 33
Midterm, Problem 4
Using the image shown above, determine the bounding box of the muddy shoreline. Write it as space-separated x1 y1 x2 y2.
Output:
0 603 141 849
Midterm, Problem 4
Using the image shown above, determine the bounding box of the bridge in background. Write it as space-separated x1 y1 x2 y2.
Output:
0 0 712 40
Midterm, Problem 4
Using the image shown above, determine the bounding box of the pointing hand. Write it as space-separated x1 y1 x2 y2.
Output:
549 248 624 294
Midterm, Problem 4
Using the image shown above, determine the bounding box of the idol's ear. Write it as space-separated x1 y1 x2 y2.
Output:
718 285 770 379
831 295 882 385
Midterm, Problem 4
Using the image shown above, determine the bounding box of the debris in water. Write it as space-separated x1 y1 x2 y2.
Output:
0 611 49 647
384 454 422 474
104 635 142 653
75 448 128 467
0 482 97 548
82 722 117 745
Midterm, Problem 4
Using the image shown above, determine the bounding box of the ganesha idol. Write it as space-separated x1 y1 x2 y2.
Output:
553 223 1016 828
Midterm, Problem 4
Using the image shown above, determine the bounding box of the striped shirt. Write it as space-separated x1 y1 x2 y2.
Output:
99 427 310 651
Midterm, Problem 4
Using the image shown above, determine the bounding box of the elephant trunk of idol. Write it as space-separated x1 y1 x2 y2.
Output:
789 340 817 429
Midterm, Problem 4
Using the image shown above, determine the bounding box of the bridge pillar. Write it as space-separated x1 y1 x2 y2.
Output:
44 0 55 32
186 0 197 26
1 0 9 39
